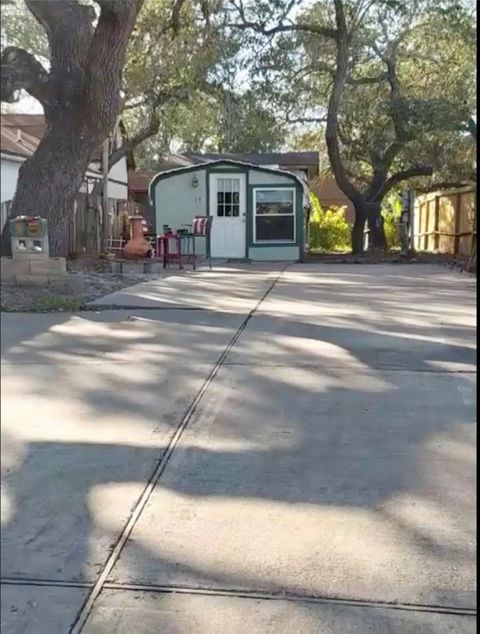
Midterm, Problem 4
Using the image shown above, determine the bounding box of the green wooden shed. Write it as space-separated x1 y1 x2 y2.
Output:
149 159 307 261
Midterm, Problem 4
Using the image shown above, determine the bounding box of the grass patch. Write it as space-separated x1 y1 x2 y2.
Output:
28 293 84 312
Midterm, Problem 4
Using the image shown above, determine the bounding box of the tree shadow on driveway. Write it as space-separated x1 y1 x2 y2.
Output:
0 264 477 630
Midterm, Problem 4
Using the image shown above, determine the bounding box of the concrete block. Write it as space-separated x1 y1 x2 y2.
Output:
13 260 32 275
1 258 31 278
15 274 49 286
120 261 144 275
11 251 48 262
11 234 49 256
1 258 15 280
30 257 67 275
108 261 122 274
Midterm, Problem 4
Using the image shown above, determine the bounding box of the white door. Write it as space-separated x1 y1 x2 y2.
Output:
209 173 246 258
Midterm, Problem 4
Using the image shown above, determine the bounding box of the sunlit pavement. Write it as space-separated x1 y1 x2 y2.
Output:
1 263 476 633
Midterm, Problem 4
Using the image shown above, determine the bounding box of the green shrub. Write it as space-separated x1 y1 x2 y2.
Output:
381 192 402 249
308 193 351 252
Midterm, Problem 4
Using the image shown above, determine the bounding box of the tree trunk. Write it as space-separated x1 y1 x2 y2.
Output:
352 202 367 254
10 112 101 256
2 0 143 256
365 201 387 250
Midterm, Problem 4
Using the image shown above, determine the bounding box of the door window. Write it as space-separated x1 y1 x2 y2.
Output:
216 178 240 217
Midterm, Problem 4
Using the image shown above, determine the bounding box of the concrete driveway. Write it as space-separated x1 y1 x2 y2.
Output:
1 263 476 633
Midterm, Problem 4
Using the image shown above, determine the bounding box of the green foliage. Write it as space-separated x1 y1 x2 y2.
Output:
0 1 48 61
124 0 285 165
308 193 351 252
381 191 402 249
209 90 286 154
244 0 476 193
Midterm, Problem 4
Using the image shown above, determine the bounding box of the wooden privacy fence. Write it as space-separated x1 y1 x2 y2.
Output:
414 187 476 257
1 196 145 258
67 196 145 257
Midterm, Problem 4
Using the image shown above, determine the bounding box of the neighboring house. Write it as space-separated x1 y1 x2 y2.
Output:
149 159 306 262
127 169 157 229
0 114 130 205
184 151 319 182
309 174 355 225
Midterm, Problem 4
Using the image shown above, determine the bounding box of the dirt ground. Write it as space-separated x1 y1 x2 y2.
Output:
1 259 155 312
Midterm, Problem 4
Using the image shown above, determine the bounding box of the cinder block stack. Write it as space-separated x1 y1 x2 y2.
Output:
1 216 67 285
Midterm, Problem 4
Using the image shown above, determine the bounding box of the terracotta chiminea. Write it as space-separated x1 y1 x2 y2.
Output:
123 215 151 260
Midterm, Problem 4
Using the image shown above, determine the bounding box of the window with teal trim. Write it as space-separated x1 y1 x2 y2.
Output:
254 189 295 242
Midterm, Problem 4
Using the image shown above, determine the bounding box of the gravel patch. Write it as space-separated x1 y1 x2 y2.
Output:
1 271 156 312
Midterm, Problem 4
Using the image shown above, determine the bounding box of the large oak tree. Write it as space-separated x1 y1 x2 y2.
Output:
1 0 144 255
230 0 476 253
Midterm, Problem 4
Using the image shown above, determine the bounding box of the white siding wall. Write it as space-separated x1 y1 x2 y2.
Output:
248 169 295 185
108 156 128 200
0 154 129 203
1 157 21 203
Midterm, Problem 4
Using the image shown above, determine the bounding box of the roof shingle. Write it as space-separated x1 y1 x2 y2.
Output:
1 124 40 158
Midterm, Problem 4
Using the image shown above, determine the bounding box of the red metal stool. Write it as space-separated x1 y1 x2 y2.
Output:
156 232 183 269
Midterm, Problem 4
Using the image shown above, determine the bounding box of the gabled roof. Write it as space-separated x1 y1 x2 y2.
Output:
1 113 134 168
128 169 157 193
149 158 307 200
128 155 198 193
1 113 46 143
184 151 319 169
1 124 40 158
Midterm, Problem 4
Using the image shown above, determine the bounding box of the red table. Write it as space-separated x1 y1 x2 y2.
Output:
156 233 183 269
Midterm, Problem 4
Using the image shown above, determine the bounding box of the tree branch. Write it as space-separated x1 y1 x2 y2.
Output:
324 0 361 205
95 0 140 15
229 20 337 38
468 117 477 140
377 165 433 199
286 114 327 124
347 72 388 85
84 0 143 128
170 0 188 33
108 82 201 171
25 0 95 65
0 46 50 104
227 0 337 39
108 110 160 170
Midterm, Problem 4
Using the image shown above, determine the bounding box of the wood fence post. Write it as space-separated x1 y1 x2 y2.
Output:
453 193 462 257
424 201 430 251
433 195 440 251
101 138 110 254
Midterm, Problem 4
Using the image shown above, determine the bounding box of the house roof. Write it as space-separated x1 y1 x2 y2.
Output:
185 151 319 170
128 151 317 194
1 114 46 144
128 169 157 193
1 124 40 158
149 159 308 200
1 113 135 168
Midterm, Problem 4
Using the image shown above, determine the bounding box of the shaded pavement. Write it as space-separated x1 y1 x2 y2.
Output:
1 263 476 633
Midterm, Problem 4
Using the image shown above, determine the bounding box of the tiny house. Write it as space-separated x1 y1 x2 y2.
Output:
149 160 307 261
